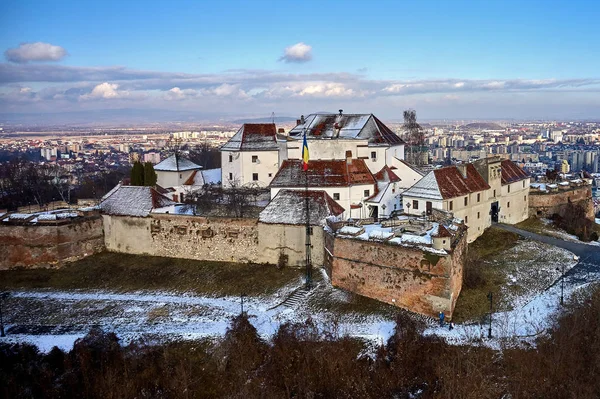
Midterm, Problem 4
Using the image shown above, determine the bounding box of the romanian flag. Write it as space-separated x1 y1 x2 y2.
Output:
302 130 309 171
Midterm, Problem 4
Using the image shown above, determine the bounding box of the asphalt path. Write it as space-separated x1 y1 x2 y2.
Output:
496 223 600 286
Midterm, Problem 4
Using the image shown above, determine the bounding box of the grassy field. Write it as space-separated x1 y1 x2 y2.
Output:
516 217 600 240
452 225 575 323
0 252 301 297
452 227 520 322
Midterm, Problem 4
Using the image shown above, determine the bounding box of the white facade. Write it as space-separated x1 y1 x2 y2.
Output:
270 184 375 220
221 149 280 188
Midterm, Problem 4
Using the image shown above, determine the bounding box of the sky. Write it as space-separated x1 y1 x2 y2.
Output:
0 0 599 123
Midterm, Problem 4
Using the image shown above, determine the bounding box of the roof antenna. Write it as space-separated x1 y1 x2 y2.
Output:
271 111 275 124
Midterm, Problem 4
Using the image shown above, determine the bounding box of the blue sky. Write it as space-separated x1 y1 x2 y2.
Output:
0 0 599 121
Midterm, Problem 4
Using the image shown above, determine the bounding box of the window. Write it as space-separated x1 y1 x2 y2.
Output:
524 195 527 202
371 151 377 160
493 190 496 197
228 154 233 162
465 216 468 224
252 155 258 163
464 197 468 206
308 227 314 235
507 201 510 208
333 193 340 200
413 200 419 210
252 173 259 181
523 181 525 188
229 172 233 180
268 173 272 178
477 193 481 202
364 190 370 197
179 173 182 179
508 185 511 193
449 201 453 211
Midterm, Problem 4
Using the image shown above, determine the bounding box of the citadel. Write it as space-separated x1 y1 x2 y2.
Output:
1 112 593 320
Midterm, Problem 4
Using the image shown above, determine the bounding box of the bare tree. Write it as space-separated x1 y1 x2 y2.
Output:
403 109 426 166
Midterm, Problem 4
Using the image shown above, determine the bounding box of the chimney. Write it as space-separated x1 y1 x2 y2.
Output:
296 119 301 125
346 150 352 164
456 163 468 178
339 109 343 116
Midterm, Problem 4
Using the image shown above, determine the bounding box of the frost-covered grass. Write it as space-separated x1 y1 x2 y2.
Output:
0 276 397 353
517 217 600 244
453 227 576 323
0 252 300 297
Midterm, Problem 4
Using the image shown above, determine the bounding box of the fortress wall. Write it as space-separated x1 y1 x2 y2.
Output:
0 217 104 269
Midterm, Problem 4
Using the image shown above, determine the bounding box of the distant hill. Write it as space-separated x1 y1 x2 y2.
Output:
461 122 505 130
232 116 297 124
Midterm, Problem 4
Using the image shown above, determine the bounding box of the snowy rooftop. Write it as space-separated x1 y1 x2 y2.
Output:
184 168 222 186
154 154 202 172
335 220 464 255
288 113 404 146
259 189 345 225
100 185 177 217
221 123 279 151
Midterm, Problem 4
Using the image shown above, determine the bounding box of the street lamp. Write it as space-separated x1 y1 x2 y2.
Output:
0 292 9 337
556 263 566 305
240 293 247 315
487 292 493 338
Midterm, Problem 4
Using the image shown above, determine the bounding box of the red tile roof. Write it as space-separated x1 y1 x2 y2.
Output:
500 159 529 185
270 159 375 188
434 164 490 199
433 224 453 238
374 165 401 182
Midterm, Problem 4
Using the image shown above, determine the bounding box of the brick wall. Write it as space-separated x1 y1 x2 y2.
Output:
326 232 467 319
529 186 594 220
0 217 105 269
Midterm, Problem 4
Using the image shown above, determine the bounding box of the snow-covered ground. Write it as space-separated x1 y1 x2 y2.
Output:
0 240 593 353
425 279 599 349
0 280 396 352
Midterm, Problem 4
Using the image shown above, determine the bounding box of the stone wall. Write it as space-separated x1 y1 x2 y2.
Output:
529 186 594 220
257 223 325 267
102 214 260 263
325 232 467 319
0 217 105 269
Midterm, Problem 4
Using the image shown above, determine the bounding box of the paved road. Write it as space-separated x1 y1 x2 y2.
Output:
496 223 600 285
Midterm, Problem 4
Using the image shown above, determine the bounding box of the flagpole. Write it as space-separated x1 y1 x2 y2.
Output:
303 126 312 290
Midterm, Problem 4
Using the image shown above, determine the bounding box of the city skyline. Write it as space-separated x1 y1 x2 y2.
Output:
1 0 599 123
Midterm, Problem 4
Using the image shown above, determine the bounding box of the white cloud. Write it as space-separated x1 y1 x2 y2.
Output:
80 82 122 100
5 42 68 63
279 42 312 63
164 87 197 100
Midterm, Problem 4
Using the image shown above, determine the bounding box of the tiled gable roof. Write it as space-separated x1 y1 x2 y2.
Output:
270 159 375 188
259 189 344 225
374 165 401 183
500 159 529 185
220 123 278 151
154 154 202 172
100 185 177 217
433 164 490 199
288 113 404 145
